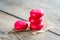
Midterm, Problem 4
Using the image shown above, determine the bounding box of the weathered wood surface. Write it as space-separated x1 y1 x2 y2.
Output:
0 0 60 40
0 11 60 40
0 0 60 35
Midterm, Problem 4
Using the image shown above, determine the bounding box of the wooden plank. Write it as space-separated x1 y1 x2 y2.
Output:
0 11 17 32
0 0 60 35
0 11 19 40
0 11 60 40
14 31 60 40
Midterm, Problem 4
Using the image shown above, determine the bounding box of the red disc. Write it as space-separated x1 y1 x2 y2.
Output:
30 22 44 30
14 20 28 31
30 9 44 19
29 17 43 25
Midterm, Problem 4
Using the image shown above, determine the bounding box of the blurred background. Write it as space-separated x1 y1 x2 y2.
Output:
0 0 60 19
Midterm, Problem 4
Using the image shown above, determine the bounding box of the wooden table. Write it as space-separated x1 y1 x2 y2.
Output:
0 0 60 40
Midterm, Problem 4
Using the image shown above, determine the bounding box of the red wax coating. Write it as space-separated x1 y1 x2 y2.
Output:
14 20 28 31
30 9 44 19
29 9 44 30
29 17 43 25
30 22 44 30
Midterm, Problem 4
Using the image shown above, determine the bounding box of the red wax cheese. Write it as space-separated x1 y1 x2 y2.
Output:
30 22 44 30
29 17 43 25
29 16 36 21
14 20 28 31
30 9 44 19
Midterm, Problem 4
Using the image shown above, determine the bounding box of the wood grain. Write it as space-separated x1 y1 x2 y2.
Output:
0 0 60 40
0 11 60 40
